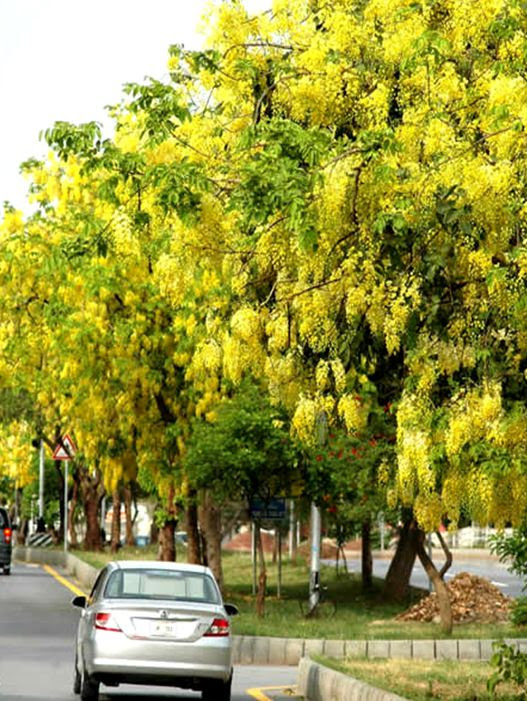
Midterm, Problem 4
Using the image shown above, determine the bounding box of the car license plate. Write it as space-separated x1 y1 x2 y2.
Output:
151 620 177 637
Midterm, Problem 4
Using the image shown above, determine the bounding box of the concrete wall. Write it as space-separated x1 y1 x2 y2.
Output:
297 657 409 701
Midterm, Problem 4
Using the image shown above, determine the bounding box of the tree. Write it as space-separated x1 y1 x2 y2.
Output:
184 381 299 611
162 0 527 631
491 522 527 585
4 0 527 634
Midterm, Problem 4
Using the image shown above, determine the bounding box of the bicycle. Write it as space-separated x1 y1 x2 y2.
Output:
299 584 337 619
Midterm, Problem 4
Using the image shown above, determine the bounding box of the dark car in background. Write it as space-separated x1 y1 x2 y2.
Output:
0 507 12 575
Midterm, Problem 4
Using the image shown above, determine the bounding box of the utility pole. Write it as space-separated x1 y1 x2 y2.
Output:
308 502 321 612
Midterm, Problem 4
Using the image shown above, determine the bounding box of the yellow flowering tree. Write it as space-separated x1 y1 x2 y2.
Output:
5 0 527 625
157 0 527 627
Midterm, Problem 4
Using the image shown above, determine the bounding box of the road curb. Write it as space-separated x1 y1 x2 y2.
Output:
297 657 409 701
14 546 98 590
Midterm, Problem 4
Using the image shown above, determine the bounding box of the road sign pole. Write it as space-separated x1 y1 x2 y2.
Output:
251 521 257 596
38 439 45 521
277 526 282 599
64 461 69 554
288 499 295 561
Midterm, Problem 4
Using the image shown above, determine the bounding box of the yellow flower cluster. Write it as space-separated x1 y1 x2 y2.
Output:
231 307 261 343
445 383 502 457
338 394 367 434
265 354 302 410
291 396 317 446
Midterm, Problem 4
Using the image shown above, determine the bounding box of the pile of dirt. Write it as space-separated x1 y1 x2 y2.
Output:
297 538 341 559
397 571 513 623
224 530 277 553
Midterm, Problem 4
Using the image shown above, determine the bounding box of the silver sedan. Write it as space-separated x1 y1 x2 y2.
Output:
72 560 238 701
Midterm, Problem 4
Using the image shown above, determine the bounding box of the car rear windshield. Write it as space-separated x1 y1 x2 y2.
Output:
0 509 9 528
104 569 221 604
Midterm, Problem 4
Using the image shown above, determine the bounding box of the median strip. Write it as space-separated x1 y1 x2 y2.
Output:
42 563 85 597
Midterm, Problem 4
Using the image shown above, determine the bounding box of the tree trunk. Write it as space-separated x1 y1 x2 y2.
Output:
84 491 102 550
416 530 453 634
361 518 373 591
384 517 420 601
150 506 159 547
185 494 201 564
79 466 105 551
158 485 178 562
436 530 453 580
123 484 134 546
110 488 121 553
255 520 267 618
199 491 223 590
158 520 176 561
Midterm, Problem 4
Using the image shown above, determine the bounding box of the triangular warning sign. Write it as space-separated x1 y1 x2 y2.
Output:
52 433 76 461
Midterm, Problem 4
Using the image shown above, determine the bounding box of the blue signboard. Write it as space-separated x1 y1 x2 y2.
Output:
249 497 287 521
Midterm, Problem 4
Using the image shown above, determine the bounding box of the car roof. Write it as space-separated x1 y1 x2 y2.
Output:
108 560 212 576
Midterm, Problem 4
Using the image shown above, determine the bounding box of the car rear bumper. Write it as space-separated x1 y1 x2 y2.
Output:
84 632 232 686
0 544 11 564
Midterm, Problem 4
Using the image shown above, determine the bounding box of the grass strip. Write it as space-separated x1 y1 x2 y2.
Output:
314 656 525 700
72 547 527 641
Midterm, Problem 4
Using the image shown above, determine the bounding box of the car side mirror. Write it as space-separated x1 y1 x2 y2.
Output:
71 595 86 608
224 603 239 617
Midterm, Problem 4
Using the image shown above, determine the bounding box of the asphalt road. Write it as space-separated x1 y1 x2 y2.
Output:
332 552 526 597
0 562 297 701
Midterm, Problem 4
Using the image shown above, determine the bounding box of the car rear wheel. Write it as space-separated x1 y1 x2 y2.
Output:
80 669 99 701
202 673 232 701
73 655 81 694
3 566 10 575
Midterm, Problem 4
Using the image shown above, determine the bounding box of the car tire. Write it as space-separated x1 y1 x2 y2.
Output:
3 566 10 575
202 673 232 701
80 669 99 701
73 655 81 694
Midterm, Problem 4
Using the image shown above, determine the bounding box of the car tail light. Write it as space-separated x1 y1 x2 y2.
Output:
94 612 121 632
3 528 11 544
204 617 230 637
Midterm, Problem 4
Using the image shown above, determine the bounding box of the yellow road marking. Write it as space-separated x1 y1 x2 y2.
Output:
247 689 273 701
42 564 85 597
247 686 297 700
